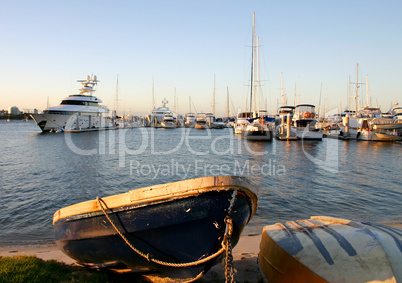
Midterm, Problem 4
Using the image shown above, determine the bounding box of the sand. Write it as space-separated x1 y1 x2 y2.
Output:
1 223 401 282
0 233 262 282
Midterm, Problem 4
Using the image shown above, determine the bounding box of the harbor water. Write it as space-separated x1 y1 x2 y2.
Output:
0 120 401 247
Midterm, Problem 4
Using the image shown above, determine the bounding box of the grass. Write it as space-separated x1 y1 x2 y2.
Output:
0 255 110 283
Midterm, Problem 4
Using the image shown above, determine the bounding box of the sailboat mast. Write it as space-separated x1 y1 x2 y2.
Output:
257 36 260 115
152 77 155 110
189 96 191 113
213 74 216 116
115 74 119 117
252 12 256 117
249 12 255 115
366 75 370 106
281 73 286 106
355 63 359 114
226 87 229 118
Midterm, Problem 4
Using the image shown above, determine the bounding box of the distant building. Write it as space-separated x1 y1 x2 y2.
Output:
8 106 21 115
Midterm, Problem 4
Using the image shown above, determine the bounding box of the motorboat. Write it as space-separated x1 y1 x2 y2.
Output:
160 113 177 129
53 176 258 281
184 113 196 128
241 118 273 141
258 216 402 283
291 104 323 140
234 112 252 134
194 113 208 130
30 75 112 132
212 117 225 129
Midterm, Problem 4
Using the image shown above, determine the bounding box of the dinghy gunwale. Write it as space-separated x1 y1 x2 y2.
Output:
53 175 258 224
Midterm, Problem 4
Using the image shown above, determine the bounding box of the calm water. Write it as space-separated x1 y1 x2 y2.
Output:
0 120 401 247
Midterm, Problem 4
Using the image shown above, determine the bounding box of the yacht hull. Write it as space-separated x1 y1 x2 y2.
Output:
31 113 112 132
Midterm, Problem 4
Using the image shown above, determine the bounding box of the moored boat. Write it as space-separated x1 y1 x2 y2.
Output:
194 113 208 129
184 113 196 128
234 112 252 134
160 113 177 128
30 75 113 132
53 176 258 281
291 104 323 140
241 118 273 141
258 216 402 283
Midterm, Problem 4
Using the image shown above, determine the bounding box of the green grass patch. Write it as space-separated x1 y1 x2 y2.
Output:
0 255 109 283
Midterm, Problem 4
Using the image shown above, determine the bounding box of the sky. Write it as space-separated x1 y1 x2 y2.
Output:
1 0 401 117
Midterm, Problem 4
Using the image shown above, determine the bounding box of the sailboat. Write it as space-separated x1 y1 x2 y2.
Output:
241 13 273 141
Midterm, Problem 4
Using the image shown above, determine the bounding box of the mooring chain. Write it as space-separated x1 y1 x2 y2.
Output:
224 190 237 283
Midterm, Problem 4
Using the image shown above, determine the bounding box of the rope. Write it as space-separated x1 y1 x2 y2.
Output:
96 190 237 269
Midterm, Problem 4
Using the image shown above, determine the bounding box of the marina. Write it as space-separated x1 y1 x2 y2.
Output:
2 2 402 281
1 121 401 244
1 119 401 281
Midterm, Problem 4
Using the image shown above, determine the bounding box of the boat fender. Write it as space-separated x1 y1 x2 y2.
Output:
304 112 311 118
356 131 361 139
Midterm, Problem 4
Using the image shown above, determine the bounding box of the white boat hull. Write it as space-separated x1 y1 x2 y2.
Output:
161 122 177 129
291 127 323 140
31 113 113 132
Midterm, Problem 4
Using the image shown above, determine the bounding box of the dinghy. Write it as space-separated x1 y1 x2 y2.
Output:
53 176 258 281
258 216 402 283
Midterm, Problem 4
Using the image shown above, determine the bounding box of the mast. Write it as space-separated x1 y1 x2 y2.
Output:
115 74 119 118
257 36 260 115
366 75 370 106
280 73 286 106
225 87 229 118
213 74 216 116
174 87 177 113
189 96 191 113
252 13 256 117
324 88 328 119
152 77 155 110
249 12 255 116
297 77 300 105
355 63 359 114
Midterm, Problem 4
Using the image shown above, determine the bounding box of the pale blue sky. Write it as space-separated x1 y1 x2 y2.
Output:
1 0 401 116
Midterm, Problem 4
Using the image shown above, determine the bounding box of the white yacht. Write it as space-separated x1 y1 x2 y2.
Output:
291 104 323 140
160 113 177 129
31 75 112 132
241 118 273 141
194 113 208 130
213 117 225 129
184 113 196 128
146 98 173 127
234 112 252 134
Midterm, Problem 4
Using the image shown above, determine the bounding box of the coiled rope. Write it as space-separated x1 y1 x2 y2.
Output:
96 189 237 272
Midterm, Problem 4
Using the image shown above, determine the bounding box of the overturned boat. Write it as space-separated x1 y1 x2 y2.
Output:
53 176 258 281
259 216 402 283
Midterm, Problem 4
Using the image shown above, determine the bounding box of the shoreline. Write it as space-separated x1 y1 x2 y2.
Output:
0 234 262 282
2 223 402 282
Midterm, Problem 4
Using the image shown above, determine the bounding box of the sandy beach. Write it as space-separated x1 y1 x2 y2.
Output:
1 223 401 282
0 233 262 282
